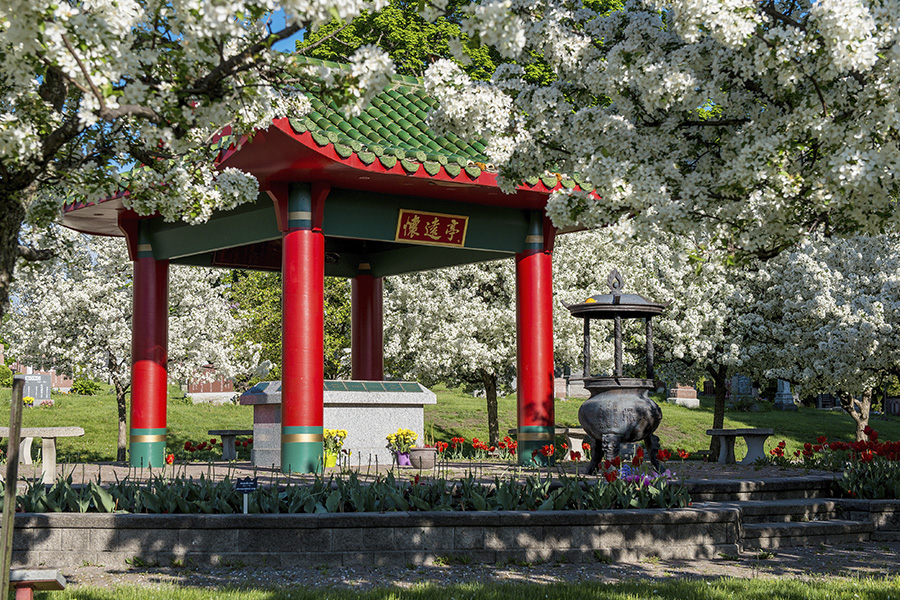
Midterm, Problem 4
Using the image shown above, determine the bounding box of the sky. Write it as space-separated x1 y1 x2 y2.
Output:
268 9 306 53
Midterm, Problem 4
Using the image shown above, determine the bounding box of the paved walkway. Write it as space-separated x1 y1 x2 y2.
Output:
62 540 900 591
12 459 875 592
8 457 835 487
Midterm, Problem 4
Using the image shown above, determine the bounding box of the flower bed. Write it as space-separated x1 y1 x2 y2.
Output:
763 426 900 499
1 468 690 514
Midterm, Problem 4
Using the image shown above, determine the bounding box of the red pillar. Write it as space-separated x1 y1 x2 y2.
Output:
516 216 555 466
351 271 384 381
129 246 169 468
279 183 326 473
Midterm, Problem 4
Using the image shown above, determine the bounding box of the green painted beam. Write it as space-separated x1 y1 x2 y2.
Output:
147 193 280 260
369 247 511 277
323 188 530 253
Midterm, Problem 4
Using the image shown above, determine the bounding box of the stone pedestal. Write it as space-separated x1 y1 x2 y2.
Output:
667 383 699 408
240 380 437 468
774 379 798 411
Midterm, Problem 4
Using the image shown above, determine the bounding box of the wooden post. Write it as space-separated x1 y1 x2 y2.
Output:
1 376 25 599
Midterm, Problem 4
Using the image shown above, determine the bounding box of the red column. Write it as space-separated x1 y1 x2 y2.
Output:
279 184 326 473
351 273 384 381
130 253 169 468
516 239 555 466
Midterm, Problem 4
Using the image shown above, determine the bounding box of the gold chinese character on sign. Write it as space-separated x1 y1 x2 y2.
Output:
402 214 420 238
445 219 460 243
424 217 442 240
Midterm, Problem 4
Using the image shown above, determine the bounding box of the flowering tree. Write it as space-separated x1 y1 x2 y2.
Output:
553 228 748 454
740 235 900 441
3 228 259 461
385 229 749 450
424 0 900 259
385 261 517 446
0 0 395 319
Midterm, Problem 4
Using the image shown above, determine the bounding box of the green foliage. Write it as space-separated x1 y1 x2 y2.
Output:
841 461 900 499
0 363 11 387
228 271 350 379
11 469 690 514
323 277 351 379
71 377 102 396
228 270 283 371
299 0 498 81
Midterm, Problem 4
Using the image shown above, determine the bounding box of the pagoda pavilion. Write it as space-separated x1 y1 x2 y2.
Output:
62 59 586 472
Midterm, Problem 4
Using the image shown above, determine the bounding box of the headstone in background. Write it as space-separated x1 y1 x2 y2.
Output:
773 379 798 411
703 380 715 396
816 393 839 409
885 397 900 416
554 377 568 400
23 374 52 406
728 374 757 410
667 383 700 408
566 369 591 399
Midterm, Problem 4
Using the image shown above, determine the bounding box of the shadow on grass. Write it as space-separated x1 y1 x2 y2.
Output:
47 575 900 599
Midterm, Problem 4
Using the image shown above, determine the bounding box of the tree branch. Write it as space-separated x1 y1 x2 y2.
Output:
18 245 54 262
188 24 303 96
61 34 107 113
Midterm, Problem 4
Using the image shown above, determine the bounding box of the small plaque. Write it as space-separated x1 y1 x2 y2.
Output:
234 477 258 494
396 209 468 247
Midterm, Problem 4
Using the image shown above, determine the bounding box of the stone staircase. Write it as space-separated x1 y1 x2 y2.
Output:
686 477 881 551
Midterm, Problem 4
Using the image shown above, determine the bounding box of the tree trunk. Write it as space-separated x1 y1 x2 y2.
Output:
0 196 27 319
480 368 500 447
708 365 728 459
113 378 129 463
839 389 872 442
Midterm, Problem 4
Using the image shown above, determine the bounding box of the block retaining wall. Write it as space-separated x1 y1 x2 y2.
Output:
14 508 742 568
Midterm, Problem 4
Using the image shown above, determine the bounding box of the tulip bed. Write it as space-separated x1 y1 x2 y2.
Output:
764 426 900 499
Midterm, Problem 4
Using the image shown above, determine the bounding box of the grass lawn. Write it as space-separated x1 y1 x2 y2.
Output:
0 387 252 462
2 384 899 463
425 386 900 458
32 577 900 599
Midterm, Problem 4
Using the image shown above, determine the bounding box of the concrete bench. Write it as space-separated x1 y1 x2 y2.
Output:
706 428 774 465
9 568 66 599
208 429 252 461
507 426 587 455
0 427 84 484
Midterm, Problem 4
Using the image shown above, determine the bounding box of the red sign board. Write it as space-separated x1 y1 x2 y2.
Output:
395 209 469 248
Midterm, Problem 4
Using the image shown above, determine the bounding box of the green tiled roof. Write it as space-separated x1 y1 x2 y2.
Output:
284 57 579 188
286 57 496 179
67 58 579 211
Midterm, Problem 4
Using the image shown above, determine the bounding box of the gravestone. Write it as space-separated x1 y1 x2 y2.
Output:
566 369 591 399
728 374 757 410
667 383 699 408
23 374 52 406
773 379 798 411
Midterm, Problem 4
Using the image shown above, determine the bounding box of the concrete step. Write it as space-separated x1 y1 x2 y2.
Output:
742 519 875 549
728 498 845 524
685 476 838 502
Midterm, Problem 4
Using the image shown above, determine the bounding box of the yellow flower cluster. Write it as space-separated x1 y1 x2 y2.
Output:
324 429 348 454
386 428 417 453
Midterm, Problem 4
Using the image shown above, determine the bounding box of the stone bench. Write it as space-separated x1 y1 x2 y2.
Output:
507 426 587 455
9 568 66 599
706 428 774 465
0 427 85 484
208 429 252 461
